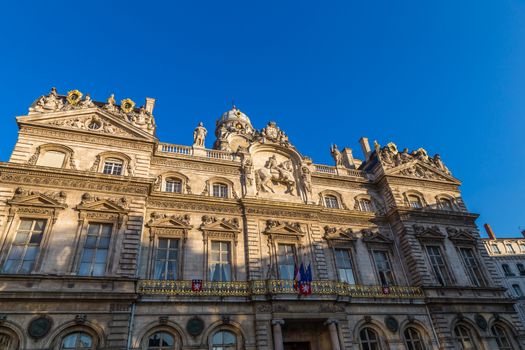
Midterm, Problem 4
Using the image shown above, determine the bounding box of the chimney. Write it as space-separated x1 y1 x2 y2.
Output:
359 137 371 161
484 223 496 240
342 148 356 169
145 97 156 114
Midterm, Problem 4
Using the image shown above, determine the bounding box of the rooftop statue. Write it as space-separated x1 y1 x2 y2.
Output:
330 144 343 166
193 122 207 147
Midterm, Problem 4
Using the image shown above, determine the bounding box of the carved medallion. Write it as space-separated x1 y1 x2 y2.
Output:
28 315 53 339
186 316 205 336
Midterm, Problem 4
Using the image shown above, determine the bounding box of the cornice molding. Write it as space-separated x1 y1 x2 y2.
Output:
0 163 151 196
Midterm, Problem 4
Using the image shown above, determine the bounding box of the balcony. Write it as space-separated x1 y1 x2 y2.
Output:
137 279 423 299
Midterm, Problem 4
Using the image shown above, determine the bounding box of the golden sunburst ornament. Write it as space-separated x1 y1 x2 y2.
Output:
67 90 83 105
120 98 135 113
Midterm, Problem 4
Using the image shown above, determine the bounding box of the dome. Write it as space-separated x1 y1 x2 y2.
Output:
219 106 251 124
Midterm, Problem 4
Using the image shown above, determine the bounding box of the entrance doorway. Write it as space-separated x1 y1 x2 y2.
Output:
284 342 311 350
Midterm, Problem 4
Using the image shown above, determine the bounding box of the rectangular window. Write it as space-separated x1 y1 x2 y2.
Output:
165 179 182 193
277 244 296 279
506 243 515 254
491 244 501 254
324 196 339 209
102 159 123 175
2 219 46 274
459 247 486 287
154 238 179 280
372 250 395 285
425 246 451 285
78 223 112 276
209 241 231 281
520 244 525 253
334 248 356 284
212 184 228 198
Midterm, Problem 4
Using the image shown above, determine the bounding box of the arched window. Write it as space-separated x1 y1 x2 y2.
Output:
502 264 514 276
212 183 228 198
359 327 381 350
437 198 453 210
506 243 515 253
324 195 339 209
453 325 474 350
211 330 236 350
147 332 176 350
0 333 14 350
165 178 182 193
403 327 426 350
517 263 525 276
408 195 423 209
357 199 373 212
491 325 514 350
512 284 523 298
61 332 94 350
102 158 123 175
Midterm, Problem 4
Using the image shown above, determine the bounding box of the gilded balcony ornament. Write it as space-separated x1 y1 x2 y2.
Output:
121 98 136 113
67 90 83 105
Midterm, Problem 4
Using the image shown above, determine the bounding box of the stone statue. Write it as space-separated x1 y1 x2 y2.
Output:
193 122 207 147
433 154 451 174
301 164 312 195
35 87 64 112
241 157 254 186
79 94 95 108
255 156 296 195
104 93 117 112
330 144 343 166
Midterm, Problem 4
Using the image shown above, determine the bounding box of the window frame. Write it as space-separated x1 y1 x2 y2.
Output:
324 195 340 209
28 144 76 169
211 330 237 350
164 178 183 194
209 240 233 282
70 197 129 276
512 284 523 298
453 324 477 350
2 218 47 274
212 183 229 198
334 248 357 285
403 327 427 350
457 247 487 287
358 327 382 350
60 331 94 350
91 152 132 176
424 245 453 286
491 324 515 350
0 189 65 275
276 243 298 280
371 249 396 286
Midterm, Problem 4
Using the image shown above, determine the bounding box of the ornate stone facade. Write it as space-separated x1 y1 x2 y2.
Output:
0 88 523 349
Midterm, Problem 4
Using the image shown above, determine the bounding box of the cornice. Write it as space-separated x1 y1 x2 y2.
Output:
147 193 242 214
378 174 461 190
0 163 151 195
18 124 156 152
151 155 241 175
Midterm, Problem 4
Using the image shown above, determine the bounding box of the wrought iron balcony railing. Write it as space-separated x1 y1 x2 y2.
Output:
137 279 423 299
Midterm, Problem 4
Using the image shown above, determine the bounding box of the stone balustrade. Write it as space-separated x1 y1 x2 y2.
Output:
138 279 424 299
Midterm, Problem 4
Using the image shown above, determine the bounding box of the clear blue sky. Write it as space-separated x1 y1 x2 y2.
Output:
0 1 523 237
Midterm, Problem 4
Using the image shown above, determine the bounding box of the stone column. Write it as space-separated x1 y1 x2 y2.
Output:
272 319 285 350
325 319 341 350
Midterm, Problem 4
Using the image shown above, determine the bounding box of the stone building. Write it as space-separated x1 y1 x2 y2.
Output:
0 87 523 350
482 224 525 330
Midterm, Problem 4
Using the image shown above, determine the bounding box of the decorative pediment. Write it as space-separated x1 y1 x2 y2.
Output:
324 226 356 241
200 215 240 232
26 88 156 137
446 227 477 244
8 187 67 209
147 212 191 229
413 225 445 241
264 220 303 236
76 193 129 213
25 110 155 141
387 161 459 183
361 229 393 245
